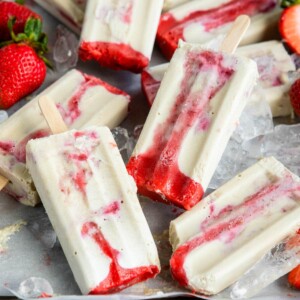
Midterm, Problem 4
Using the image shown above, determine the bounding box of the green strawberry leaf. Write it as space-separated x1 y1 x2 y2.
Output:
25 18 42 42
15 33 28 42
281 0 300 8
7 17 17 41
15 0 25 4
40 56 53 69
0 17 52 69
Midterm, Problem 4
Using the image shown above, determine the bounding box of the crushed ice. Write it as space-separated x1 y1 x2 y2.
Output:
210 120 300 189
209 98 274 190
232 99 274 142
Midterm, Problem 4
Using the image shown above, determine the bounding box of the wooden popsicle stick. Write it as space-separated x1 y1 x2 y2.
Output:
220 15 251 54
38 96 68 134
0 174 8 191
0 97 67 192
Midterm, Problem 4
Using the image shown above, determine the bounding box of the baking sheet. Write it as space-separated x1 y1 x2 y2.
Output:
1 2 300 299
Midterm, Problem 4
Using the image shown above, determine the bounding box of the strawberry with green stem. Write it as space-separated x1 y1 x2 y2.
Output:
279 0 300 55
0 0 41 41
0 17 51 109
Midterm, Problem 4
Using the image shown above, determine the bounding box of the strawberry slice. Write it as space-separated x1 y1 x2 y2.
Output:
289 78 300 116
289 265 300 289
287 230 300 289
279 4 300 55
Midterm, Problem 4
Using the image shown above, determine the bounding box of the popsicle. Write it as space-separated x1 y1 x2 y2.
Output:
79 0 164 73
169 157 300 295
142 41 295 117
163 0 189 11
237 40 295 117
127 16 258 210
157 0 280 60
26 97 160 294
0 69 130 206
33 0 86 33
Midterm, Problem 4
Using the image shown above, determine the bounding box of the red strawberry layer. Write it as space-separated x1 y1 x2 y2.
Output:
79 41 149 73
157 0 276 60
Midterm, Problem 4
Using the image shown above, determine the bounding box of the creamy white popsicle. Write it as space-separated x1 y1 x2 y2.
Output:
142 41 295 117
238 41 295 117
79 0 164 73
0 70 130 206
157 0 280 60
163 0 190 11
127 41 258 210
169 157 300 295
33 0 86 33
26 126 160 294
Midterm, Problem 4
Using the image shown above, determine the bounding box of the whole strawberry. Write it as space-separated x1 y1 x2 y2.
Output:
0 17 50 109
0 0 41 41
279 0 300 55
289 78 300 116
0 44 46 108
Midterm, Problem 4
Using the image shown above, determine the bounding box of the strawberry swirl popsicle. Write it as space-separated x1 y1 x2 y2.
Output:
169 157 300 295
157 0 280 60
0 69 130 206
79 0 164 73
142 40 295 117
26 127 160 294
33 0 86 33
127 40 258 210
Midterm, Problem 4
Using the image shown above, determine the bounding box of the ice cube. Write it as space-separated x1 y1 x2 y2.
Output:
261 124 300 176
127 124 144 158
111 127 131 162
0 110 8 124
241 136 264 159
229 234 300 299
112 125 144 163
27 216 57 249
291 53 300 70
209 139 255 190
8 277 53 299
53 25 79 72
253 55 277 88
233 99 274 142
209 97 274 189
